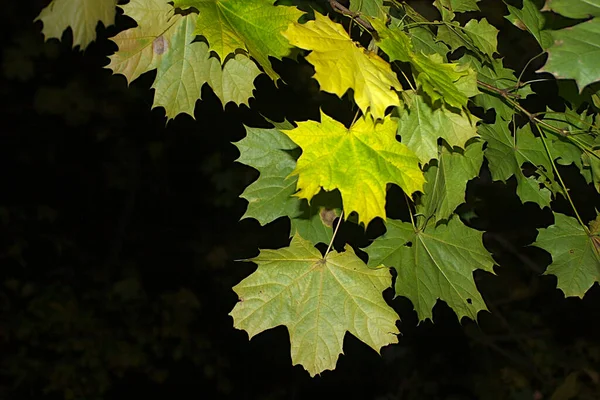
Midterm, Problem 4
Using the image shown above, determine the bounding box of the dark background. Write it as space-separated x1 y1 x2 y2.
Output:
2 1 600 399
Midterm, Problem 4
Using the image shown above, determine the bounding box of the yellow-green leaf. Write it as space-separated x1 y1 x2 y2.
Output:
283 12 402 120
372 19 479 109
173 0 304 80
349 0 389 19
282 111 424 226
107 0 260 120
35 0 118 49
230 235 399 376
397 91 479 163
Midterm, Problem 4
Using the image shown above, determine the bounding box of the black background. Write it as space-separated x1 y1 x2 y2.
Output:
2 1 600 399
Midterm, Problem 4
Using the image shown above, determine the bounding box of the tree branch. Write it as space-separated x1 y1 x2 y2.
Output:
328 0 374 32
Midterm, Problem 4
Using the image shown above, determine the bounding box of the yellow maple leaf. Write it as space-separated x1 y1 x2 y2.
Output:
282 111 424 226
282 12 402 120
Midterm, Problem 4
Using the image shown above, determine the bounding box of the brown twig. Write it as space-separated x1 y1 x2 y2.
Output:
328 0 374 31
477 80 569 138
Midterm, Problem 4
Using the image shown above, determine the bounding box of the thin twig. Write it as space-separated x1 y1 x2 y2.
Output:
478 80 600 160
325 211 344 257
477 80 568 138
478 79 590 230
328 0 374 31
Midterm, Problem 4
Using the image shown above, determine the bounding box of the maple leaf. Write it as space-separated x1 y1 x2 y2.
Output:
462 18 498 58
538 108 595 184
540 19 600 90
391 2 448 51
534 213 600 297
479 120 553 208
372 20 479 109
397 91 479 163
583 149 600 193
437 18 498 59
433 0 480 21
107 0 260 119
235 124 299 224
409 26 450 57
460 54 533 121
230 235 400 377
434 0 480 14
290 191 342 246
505 0 552 49
418 141 484 224
283 12 402 120
235 122 340 245
543 0 600 19
557 80 600 109
365 217 495 322
35 0 117 49
282 111 424 227
209 54 262 107
173 0 303 80
349 0 389 19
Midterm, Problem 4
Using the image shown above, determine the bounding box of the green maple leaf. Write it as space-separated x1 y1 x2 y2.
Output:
435 0 480 14
397 91 479 163
418 142 484 224
582 150 600 193
557 80 600 109
413 53 480 107
539 108 596 186
282 111 424 227
35 0 117 49
365 217 495 322
505 0 552 49
544 0 600 19
461 54 533 121
235 124 299 224
462 18 498 58
437 18 498 59
479 121 553 208
540 19 600 90
349 0 389 19
372 20 479 109
436 23 467 52
409 26 450 57
433 0 480 21
290 191 342 246
534 213 600 297
107 0 260 120
235 122 340 245
283 12 402 120
173 0 303 80
230 235 400 377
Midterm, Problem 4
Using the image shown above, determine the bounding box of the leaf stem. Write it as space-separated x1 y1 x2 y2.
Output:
325 210 344 257
477 80 568 137
478 80 589 230
477 80 600 162
404 193 417 229
537 126 589 232
515 51 546 89
350 109 361 126
518 78 554 88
